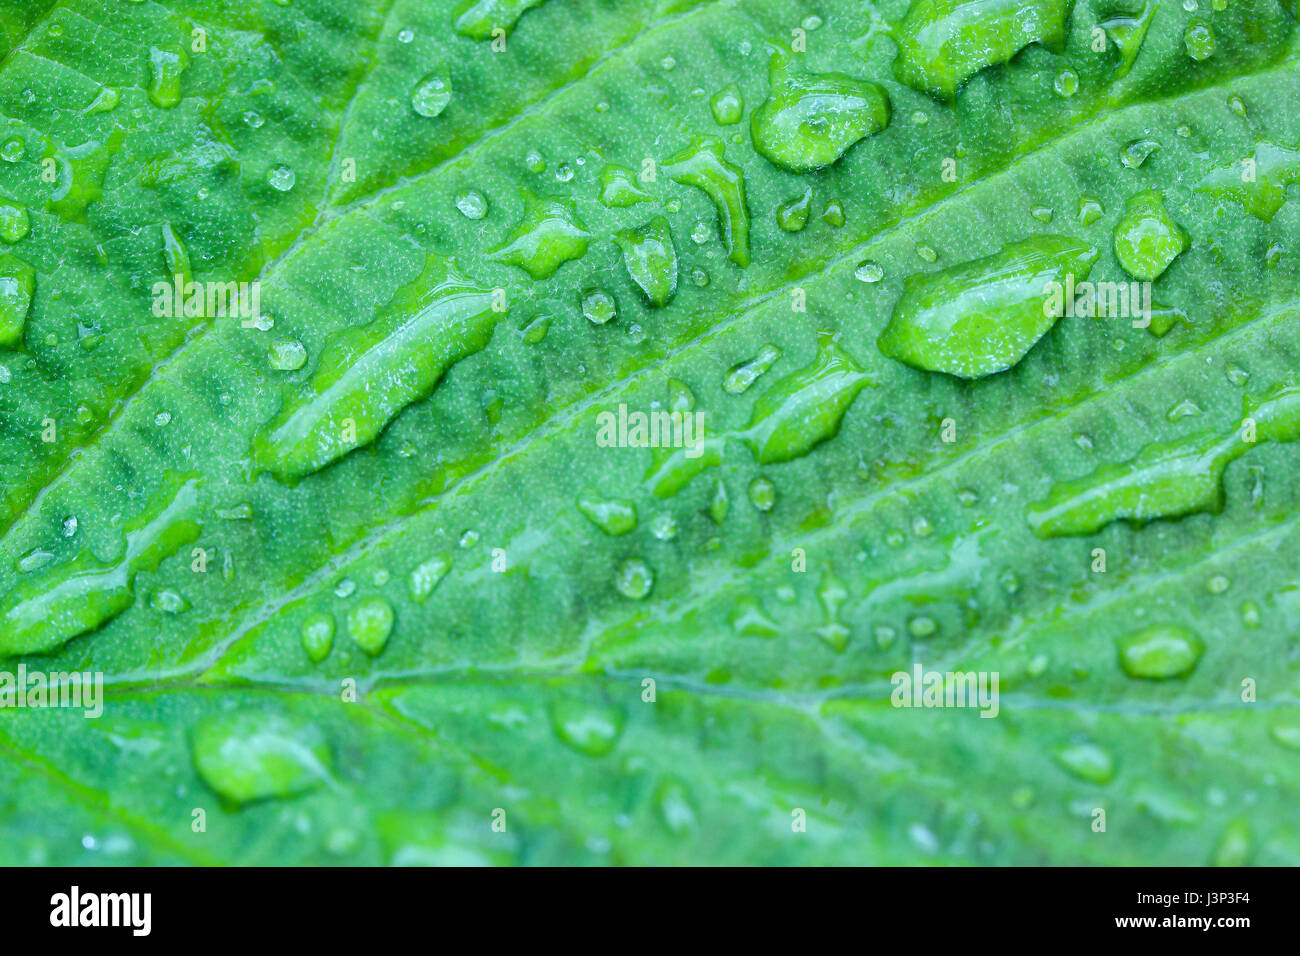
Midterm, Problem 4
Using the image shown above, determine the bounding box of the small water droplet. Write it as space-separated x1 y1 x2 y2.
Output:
615 558 653 599
455 189 488 220
854 261 884 283
412 70 452 118
267 164 296 192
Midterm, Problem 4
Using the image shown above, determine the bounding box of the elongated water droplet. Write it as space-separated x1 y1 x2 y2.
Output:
0 254 33 347
662 139 750 266
0 479 200 655
742 336 873 463
614 216 677 307
1196 143 1300 222
723 344 781 394
1101 3 1156 78
147 47 187 108
253 255 501 481
751 52 889 171
894 0 1072 99
877 236 1099 379
454 0 549 39
192 710 332 805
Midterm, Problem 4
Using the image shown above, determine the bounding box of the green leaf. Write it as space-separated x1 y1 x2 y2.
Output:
0 0 1297 865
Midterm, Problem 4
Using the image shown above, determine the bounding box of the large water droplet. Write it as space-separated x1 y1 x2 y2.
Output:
191 710 332 805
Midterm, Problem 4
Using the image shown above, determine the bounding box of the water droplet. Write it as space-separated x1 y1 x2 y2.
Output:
1030 205 1054 223
0 138 23 163
662 139 750 266
253 255 502 481
301 612 335 662
147 47 187 108
1196 143 1300 222
777 186 813 232
614 558 653 599
821 198 845 226
267 164 296 192
751 51 890 171
576 494 637 536
1055 743 1115 784
0 255 36 348
489 193 590 278
412 70 452 117
191 710 331 805
455 189 488 219
550 698 622 756
269 339 307 371
895 0 1073 99
1078 195 1104 225
1112 191 1186 281
709 479 729 524
598 165 649 207
243 109 264 129
1184 19 1215 60
581 289 617 325
347 596 394 656
748 476 776 511
1053 69 1078 97
398 27 414 43
650 514 678 541
0 200 29 244
723 344 781 394
710 83 744 125
878 235 1098 379
614 216 678 307
524 148 545 173
854 261 884 283
409 554 450 603
1166 398 1200 421
1120 138 1160 169
1117 623 1204 679
908 615 937 638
